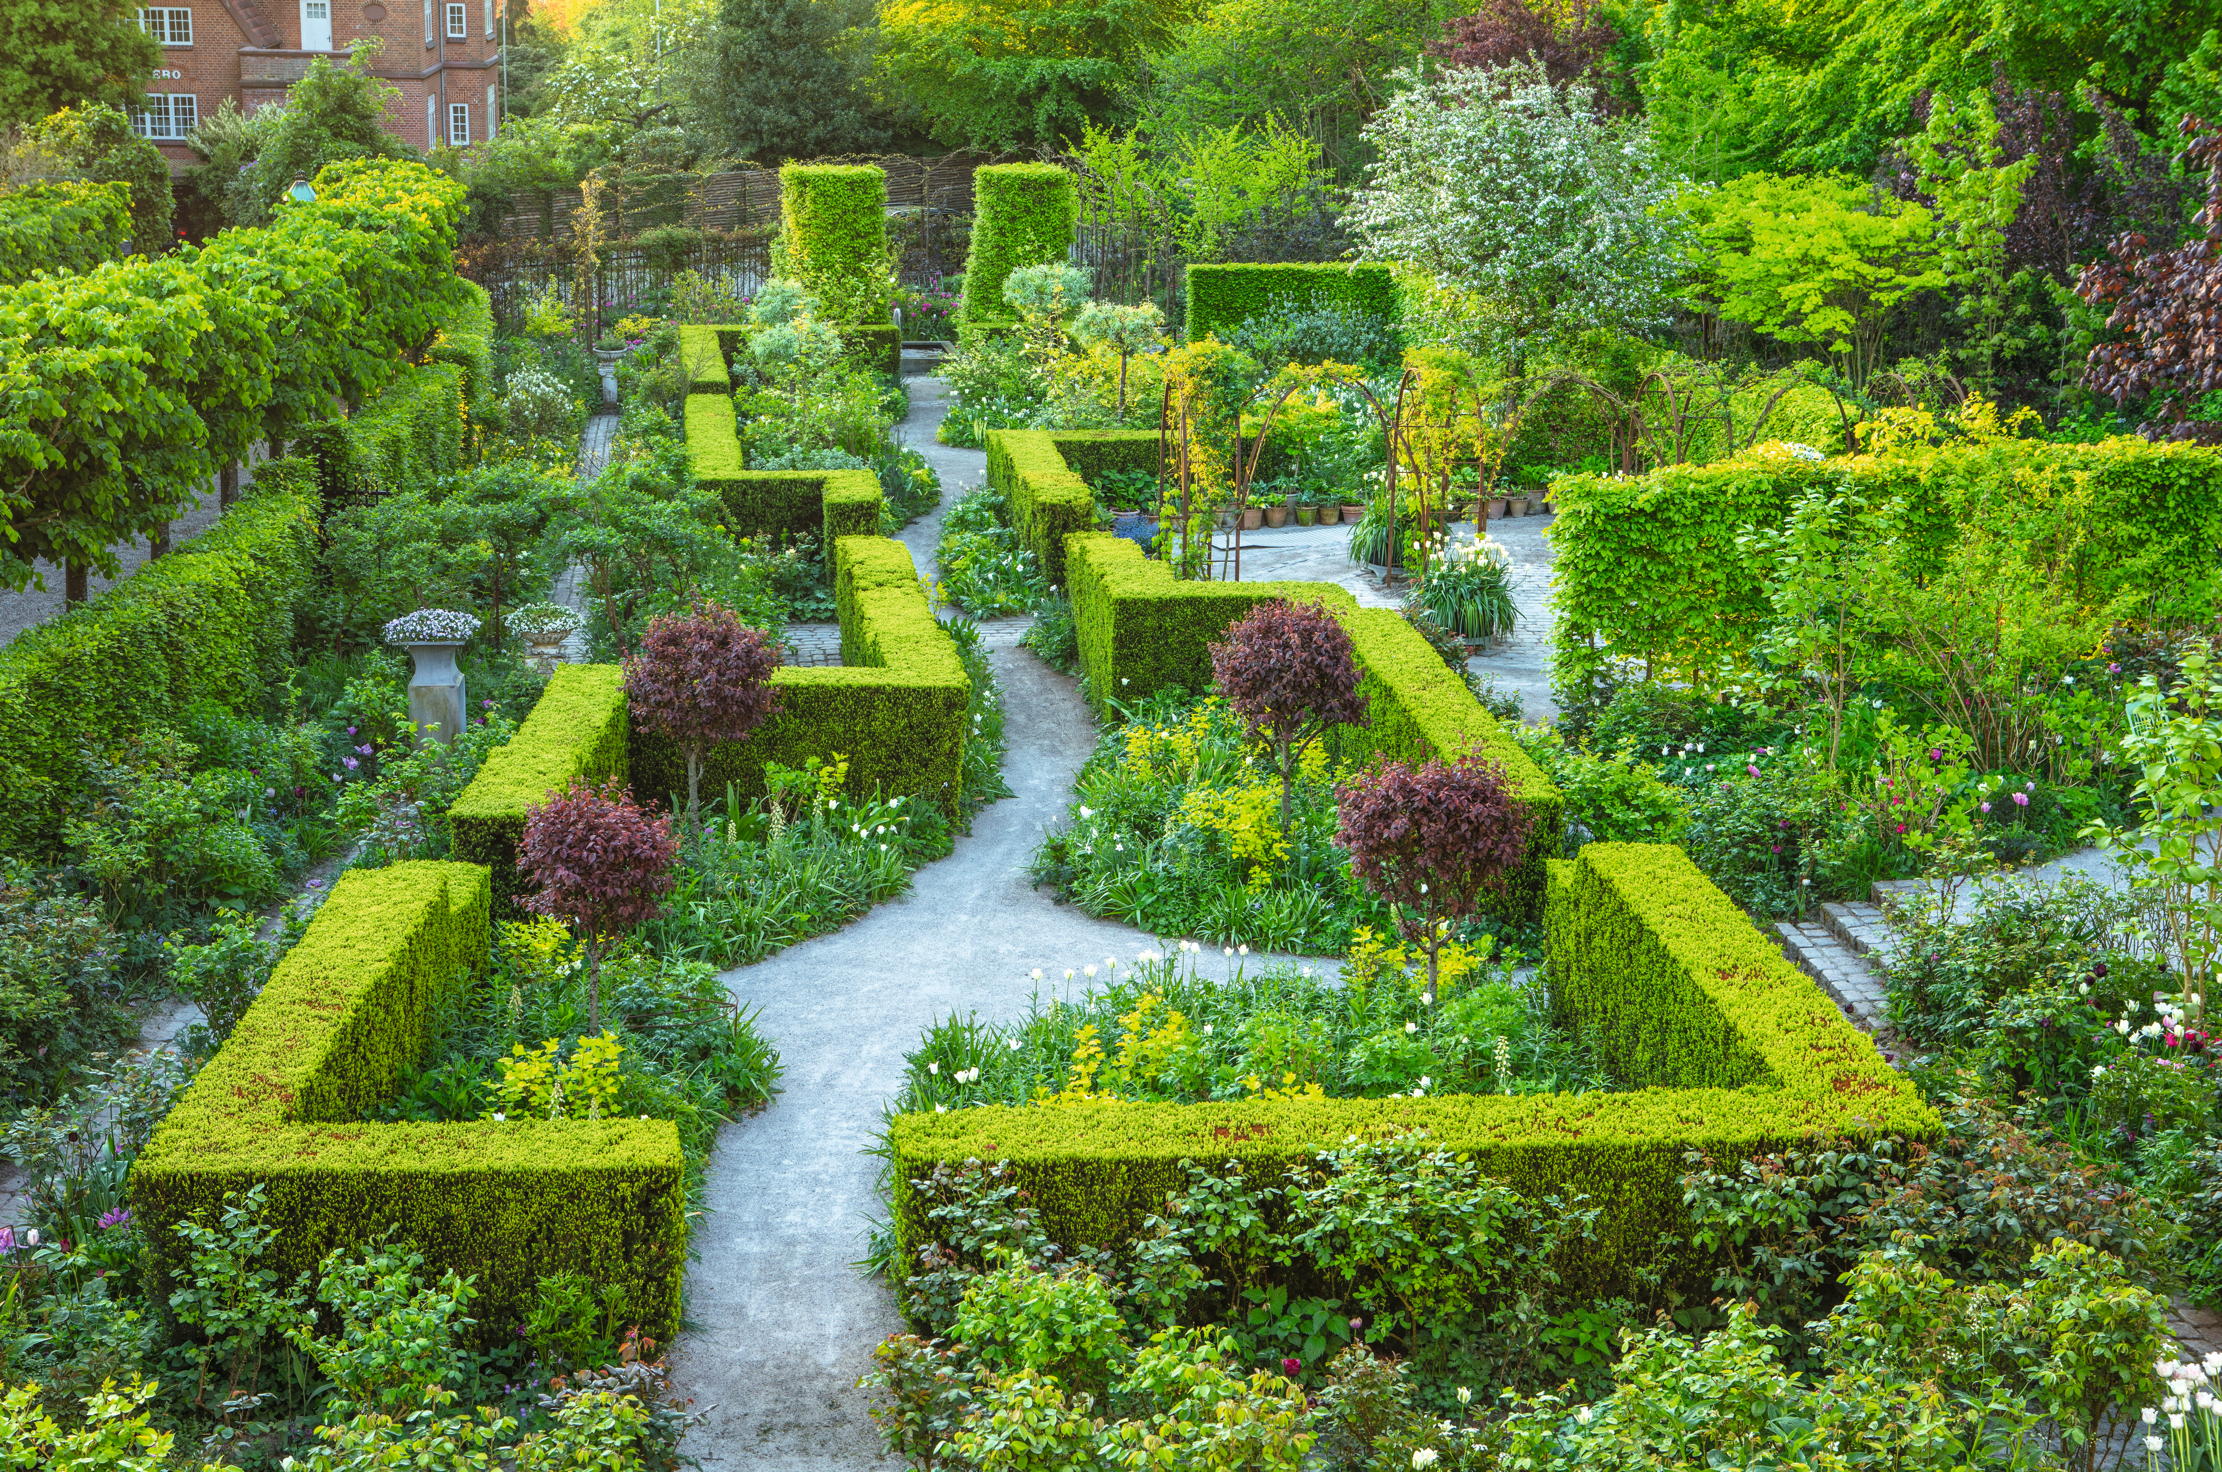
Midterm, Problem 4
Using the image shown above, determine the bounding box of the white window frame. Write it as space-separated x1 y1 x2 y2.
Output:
426 95 437 147
487 0 497 38
448 101 471 147
424 0 435 45
132 93 198 141
486 82 498 140
139 7 193 45
445 2 468 40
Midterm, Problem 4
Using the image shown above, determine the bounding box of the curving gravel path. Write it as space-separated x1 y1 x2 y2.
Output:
672 378 1304 1470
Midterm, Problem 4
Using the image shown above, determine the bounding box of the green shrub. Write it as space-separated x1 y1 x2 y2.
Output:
0 473 320 856
1184 263 1401 344
423 280 496 421
0 180 131 285
890 842 1935 1297
133 861 688 1344
778 164 892 326
959 163 1078 326
302 361 468 506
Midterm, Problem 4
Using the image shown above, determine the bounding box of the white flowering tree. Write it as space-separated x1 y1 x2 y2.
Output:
1348 61 1688 365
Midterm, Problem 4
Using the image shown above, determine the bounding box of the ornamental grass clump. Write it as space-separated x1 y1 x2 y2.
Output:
518 779 678 1033
623 599 782 824
1210 599 1371 828
1335 753 1531 1002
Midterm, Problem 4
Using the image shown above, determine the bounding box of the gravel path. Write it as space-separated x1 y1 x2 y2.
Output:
670 383 1322 1470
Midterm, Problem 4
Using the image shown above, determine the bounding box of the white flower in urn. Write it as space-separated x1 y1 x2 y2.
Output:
382 608 481 646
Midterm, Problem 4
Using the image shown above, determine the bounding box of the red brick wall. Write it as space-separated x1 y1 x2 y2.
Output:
139 0 504 167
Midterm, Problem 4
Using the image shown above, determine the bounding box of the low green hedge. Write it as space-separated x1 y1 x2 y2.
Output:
1183 263 1401 343
1064 528 1560 915
0 180 131 285
684 389 884 541
456 538 970 894
780 164 892 327
0 470 321 855
959 163 1078 326
449 664 631 910
134 861 686 1344
985 428 1160 586
890 842 1934 1297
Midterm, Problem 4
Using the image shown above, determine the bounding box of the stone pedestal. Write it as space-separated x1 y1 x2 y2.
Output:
404 641 468 745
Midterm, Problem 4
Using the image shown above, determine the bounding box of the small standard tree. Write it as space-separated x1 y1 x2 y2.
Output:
1210 599 1370 828
624 599 782 824
518 780 678 1034
1334 752 1531 1002
1072 300 1165 418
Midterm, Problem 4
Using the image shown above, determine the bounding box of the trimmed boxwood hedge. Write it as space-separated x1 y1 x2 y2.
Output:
1183 262 1402 343
959 163 1079 326
133 861 687 1344
449 663 631 910
684 387 884 541
779 163 892 327
1064 526 1560 916
984 428 1160 585
451 537 970 896
890 841 1935 1297
0 469 321 855
424 279 496 419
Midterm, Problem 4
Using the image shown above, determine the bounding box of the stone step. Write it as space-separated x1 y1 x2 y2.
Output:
1819 899 1894 959
1775 918 1889 1031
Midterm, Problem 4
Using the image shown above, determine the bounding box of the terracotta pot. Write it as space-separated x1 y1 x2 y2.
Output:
1240 507 1264 530
1311 504 1337 525
1342 504 1367 522
1264 505 1290 528
1509 495 1532 517
1294 505 1317 526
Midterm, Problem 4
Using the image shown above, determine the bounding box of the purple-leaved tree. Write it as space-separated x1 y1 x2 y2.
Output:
624 599 782 824
1210 599 1371 828
519 779 678 1033
1335 752 1531 1002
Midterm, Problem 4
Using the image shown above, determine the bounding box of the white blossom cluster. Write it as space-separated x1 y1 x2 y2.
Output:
382 608 480 645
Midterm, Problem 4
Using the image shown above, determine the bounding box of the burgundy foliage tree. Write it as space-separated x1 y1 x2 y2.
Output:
1429 0 1620 95
518 778 679 1033
2076 118 2222 443
1334 752 1531 1002
1209 599 1371 827
624 598 783 823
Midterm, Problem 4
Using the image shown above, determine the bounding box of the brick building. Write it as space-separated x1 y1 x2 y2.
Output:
133 1 506 169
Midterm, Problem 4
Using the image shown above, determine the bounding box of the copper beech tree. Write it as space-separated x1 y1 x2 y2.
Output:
518 779 679 1034
1334 752 1531 1003
624 599 782 824
1209 599 1371 827
2077 118 2222 444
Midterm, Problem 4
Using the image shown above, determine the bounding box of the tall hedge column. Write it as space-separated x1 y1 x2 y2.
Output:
779 163 892 327
958 163 1078 326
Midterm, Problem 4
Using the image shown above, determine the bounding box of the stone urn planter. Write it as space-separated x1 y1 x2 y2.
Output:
1263 505 1290 528
382 609 481 745
510 601 583 675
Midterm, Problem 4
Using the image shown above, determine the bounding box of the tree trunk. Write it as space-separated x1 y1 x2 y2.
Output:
219 462 240 507
149 523 170 561
64 561 88 607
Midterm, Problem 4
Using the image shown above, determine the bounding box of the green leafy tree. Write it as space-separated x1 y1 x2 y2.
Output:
1900 91 2039 389
871 0 1190 148
691 0 882 160
1349 61 1687 364
0 0 157 129
10 103 173 253
1679 171 1944 388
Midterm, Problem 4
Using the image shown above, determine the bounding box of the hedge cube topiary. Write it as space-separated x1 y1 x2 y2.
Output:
1183 262 1402 343
778 163 892 326
959 163 1079 326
